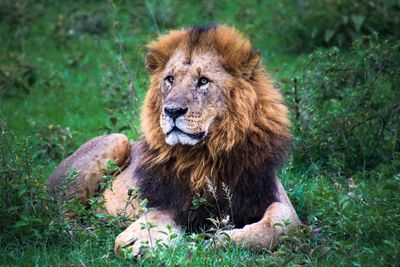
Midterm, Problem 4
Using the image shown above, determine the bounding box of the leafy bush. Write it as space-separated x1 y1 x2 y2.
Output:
34 124 77 161
101 66 141 135
0 0 40 49
0 121 62 241
0 54 37 98
277 0 400 51
289 36 400 176
53 9 108 45
0 121 127 252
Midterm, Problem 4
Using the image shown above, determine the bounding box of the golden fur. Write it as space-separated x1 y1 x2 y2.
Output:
140 25 291 189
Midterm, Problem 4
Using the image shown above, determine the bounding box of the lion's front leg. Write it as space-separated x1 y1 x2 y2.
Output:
221 202 299 249
221 178 299 249
114 210 181 257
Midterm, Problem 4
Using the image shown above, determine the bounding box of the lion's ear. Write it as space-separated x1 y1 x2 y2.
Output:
145 51 159 74
242 50 261 79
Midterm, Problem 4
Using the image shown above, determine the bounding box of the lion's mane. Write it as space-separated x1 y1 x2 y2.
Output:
135 25 291 228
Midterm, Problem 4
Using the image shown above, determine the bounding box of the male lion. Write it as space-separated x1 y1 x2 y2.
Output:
47 24 299 257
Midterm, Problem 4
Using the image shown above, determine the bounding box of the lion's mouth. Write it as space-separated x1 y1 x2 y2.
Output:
167 127 205 140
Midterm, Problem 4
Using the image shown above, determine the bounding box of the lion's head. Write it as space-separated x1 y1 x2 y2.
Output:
140 24 290 188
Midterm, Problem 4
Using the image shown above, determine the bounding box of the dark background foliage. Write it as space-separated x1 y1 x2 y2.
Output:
291 37 400 177
277 0 400 51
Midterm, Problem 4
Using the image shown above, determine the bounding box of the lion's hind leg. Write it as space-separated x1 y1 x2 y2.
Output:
102 142 142 219
47 133 131 204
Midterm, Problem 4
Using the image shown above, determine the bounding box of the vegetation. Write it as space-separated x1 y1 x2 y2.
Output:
290 37 400 177
1 0 399 266
276 0 400 51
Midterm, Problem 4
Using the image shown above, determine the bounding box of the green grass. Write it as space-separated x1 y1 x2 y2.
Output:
1 1 399 266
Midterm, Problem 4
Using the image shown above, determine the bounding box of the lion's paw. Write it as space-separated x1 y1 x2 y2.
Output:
114 213 180 258
215 228 247 246
215 223 273 249
114 223 161 257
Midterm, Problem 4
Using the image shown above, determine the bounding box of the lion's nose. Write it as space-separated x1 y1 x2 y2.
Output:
164 106 188 120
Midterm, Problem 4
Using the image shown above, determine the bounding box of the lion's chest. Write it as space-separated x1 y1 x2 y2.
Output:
135 160 278 229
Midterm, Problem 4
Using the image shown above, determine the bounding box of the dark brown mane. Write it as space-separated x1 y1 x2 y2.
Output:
136 24 291 229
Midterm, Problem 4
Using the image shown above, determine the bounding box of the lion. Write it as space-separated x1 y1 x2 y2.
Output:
47 24 299 257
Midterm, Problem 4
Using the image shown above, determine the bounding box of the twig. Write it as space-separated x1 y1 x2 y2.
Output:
145 0 160 36
143 212 154 251
293 78 301 121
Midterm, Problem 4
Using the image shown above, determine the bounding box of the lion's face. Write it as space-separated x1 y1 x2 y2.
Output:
159 50 228 146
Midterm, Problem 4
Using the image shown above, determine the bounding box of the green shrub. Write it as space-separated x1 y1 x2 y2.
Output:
277 0 400 51
100 66 141 135
34 124 77 161
0 54 38 98
52 8 108 45
289 36 400 176
0 0 38 49
0 121 63 241
0 121 125 244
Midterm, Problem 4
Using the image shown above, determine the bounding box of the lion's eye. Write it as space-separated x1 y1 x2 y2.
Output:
165 75 174 84
198 77 209 86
